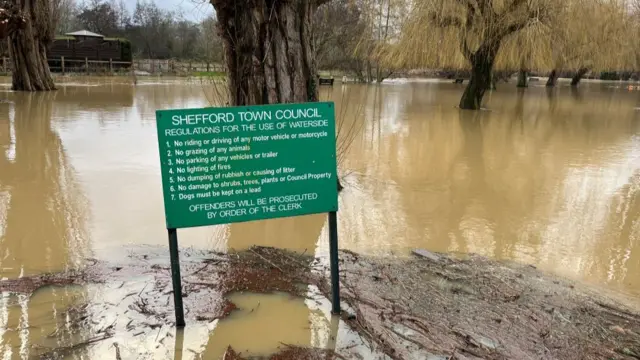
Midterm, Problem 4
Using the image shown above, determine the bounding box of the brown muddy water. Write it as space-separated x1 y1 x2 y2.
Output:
1 77 640 358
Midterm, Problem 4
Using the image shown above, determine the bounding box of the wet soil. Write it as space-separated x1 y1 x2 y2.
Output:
333 249 640 359
3 246 640 359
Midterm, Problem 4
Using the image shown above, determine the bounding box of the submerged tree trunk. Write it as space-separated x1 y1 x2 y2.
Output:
7 0 56 91
366 61 373 83
571 67 589 87
546 69 558 87
376 66 383 83
211 0 344 190
459 46 496 110
517 69 528 88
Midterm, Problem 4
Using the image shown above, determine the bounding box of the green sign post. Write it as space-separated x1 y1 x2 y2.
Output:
156 102 341 327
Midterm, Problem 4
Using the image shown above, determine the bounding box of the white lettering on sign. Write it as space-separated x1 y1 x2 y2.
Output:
171 113 235 126
275 108 321 120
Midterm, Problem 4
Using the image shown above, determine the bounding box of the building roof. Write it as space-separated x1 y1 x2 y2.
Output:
65 30 104 38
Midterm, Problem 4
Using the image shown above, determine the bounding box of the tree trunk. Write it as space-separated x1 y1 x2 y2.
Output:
517 69 528 88
212 0 343 191
571 67 589 87
212 0 318 105
546 69 558 87
459 47 496 110
366 61 373 83
7 0 56 91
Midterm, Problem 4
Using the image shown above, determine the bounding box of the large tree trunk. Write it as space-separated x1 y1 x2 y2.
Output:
7 0 56 91
212 0 318 105
459 46 496 110
211 0 343 191
517 69 528 88
571 67 589 87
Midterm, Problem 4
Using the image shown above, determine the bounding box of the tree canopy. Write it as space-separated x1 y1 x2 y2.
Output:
379 0 639 75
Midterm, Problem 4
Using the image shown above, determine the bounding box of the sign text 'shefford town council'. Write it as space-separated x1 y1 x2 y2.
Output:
156 102 338 229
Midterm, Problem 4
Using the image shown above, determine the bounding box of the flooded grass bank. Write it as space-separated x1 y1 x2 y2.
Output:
2 246 640 359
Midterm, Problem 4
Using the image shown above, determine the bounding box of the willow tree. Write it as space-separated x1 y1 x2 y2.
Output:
632 1 640 75
495 20 556 88
387 0 555 110
351 0 407 83
0 0 60 91
555 0 629 87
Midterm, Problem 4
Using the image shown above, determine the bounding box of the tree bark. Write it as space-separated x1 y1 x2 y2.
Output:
212 0 319 105
571 67 589 87
517 69 528 88
546 69 558 87
211 0 343 191
7 0 56 91
459 45 496 110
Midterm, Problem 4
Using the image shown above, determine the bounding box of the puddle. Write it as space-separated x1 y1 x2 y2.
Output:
199 288 386 359
201 292 318 358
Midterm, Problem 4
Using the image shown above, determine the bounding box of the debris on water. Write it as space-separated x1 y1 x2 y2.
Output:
0 270 87 293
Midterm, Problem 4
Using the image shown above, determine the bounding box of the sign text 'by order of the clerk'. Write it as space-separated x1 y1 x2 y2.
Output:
156 102 338 229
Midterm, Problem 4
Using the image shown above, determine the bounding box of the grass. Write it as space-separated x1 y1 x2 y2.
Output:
192 71 226 77
103 37 130 42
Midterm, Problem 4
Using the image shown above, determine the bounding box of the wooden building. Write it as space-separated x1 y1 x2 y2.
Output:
46 30 132 71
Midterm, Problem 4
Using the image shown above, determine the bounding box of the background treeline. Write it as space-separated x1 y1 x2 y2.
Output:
55 0 400 74
57 0 223 62
57 0 640 83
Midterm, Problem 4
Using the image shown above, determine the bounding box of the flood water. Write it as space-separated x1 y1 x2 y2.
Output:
1 77 640 358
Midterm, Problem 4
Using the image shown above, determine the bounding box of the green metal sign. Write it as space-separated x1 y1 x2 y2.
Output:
156 102 338 229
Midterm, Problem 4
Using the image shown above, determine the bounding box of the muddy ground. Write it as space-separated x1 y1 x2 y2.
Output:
3 246 640 359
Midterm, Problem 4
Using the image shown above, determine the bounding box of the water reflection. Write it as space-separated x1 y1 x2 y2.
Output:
0 92 90 358
0 92 88 278
1 286 89 359
225 214 326 252
340 82 640 295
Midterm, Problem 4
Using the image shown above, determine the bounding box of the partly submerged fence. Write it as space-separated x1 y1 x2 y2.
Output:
0 57 225 75
133 59 225 74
